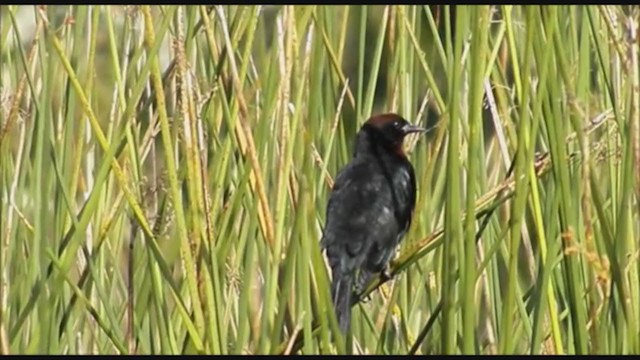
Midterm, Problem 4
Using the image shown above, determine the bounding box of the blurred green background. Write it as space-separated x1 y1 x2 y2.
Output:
1 5 639 355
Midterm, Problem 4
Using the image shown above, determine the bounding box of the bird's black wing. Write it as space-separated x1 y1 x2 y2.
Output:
359 157 417 276
321 160 399 269
394 160 417 233
321 159 401 332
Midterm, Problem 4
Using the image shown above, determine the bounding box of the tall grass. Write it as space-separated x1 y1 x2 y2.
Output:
1 5 639 354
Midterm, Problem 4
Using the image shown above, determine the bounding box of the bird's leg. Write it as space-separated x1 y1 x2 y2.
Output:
355 270 374 302
359 292 373 303
380 264 393 282
355 264 394 302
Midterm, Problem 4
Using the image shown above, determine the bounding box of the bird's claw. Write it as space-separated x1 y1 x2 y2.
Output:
355 268 392 304
355 282 368 299
360 293 373 303
380 267 393 282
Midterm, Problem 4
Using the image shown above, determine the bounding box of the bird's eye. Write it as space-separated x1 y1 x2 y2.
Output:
393 121 401 128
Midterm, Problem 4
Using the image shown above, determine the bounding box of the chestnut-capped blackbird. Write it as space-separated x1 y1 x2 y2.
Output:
321 113 425 334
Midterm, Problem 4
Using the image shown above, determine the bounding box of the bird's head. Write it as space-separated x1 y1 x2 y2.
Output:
357 113 426 156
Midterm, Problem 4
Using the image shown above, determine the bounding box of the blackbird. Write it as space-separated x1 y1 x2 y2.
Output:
321 113 425 334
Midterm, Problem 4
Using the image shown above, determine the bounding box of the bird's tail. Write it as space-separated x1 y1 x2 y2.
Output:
331 272 354 334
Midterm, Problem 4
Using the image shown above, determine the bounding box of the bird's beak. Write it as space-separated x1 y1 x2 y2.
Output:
401 124 427 135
